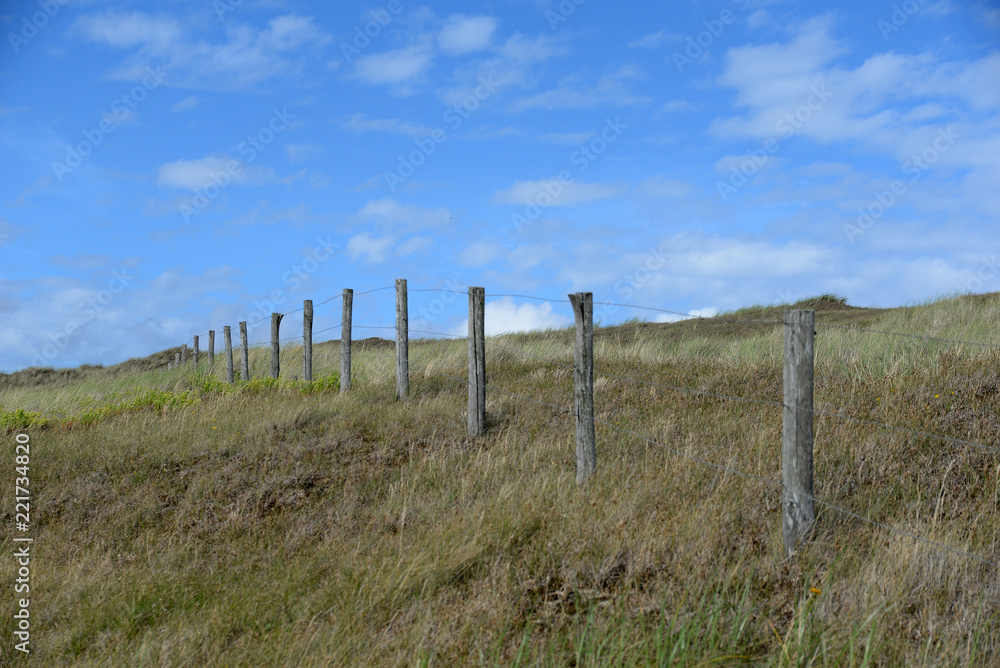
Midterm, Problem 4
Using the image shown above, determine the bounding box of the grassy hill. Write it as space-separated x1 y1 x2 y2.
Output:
2 293 999 666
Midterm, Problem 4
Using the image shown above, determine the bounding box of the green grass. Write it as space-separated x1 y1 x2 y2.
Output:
1 292 999 665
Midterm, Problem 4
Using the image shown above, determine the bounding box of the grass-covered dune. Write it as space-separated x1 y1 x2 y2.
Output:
2 293 999 666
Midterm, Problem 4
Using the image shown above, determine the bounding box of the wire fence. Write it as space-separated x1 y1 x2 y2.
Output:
169 284 1000 569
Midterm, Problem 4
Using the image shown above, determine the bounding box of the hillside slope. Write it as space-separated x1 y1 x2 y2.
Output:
2 293 999 666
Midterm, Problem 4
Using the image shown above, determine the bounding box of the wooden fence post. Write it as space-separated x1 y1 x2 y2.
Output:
181 344 187 367
224 326 234 385
396 279 408 400
468 286 486 437
569 292 596 484
208 330 215 368
271 313 283 379
341 288 353 393
174 352 180 368
783 309 816 557
240 321 249 381
303 300 313 382
193 335 199 369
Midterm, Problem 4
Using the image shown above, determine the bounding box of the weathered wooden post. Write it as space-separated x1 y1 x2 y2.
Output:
208 330 215 368
181 344 188 367
569 292 596 483
341 289 353 393
239 321 249 381
468 286 486 437
783 309 816 557
303 300 313 382
396 279 408 400
174 352 180 368
193 335 199 369
224 326 234 385
270 313 283 379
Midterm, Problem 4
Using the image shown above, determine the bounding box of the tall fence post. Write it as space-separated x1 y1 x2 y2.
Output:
193 335 199 370
208 330 215 368
569 292 596 484
240 321 249 381
341 288 353 393
468 286 486 437
303 300 313 382
396 279 408 400
224 326 234 385
181 344 188 367
271 313 283 379
783 309 816 557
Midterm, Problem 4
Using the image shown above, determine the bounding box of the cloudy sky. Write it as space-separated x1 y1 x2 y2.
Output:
1 0 998 370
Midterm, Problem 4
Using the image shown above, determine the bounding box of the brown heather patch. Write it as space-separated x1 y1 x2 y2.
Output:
1 293 999 665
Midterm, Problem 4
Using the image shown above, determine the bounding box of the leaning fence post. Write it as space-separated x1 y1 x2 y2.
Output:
240 321 250 381
396 279 409 400
468 286 486 437
193 335 199 369
208 330 215 368
224 326 234 385
271 313 283 379
341 289 353 393
181 344 188 367
569 292 596 483
783 309 816 557
303 300 313 382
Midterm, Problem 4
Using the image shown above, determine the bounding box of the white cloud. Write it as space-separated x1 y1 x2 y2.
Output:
451 297 572 336
72 11 329 91
284 143 323 163
355 198 452 231
492 179 625 206
346 234 393 264
653 307 719 323
157 156 249 190
170 96 200 113
438 15 497 55
396 236 433 256
350 45 434 90
636 176 691 198
535 130 595 144
510 65 651 111
659 99 696 113
339 113 433 136
458 241 505 266
628 31 667 49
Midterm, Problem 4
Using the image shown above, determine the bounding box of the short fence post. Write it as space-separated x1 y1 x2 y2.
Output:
303 300 313 382
240 321 250 381
271 313 283 379
782 309 816 557
193 335 199 370
341 288 353 393
208 330 215 368
224 326 234 385
174 352 180 368
569 292 596 483
181 344 187 367
468 286 486 437
396 279 408 400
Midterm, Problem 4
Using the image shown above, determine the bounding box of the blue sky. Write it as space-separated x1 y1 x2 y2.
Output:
1 0 998 371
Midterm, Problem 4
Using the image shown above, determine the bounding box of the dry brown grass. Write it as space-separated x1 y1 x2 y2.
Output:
1 293 999 666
